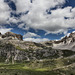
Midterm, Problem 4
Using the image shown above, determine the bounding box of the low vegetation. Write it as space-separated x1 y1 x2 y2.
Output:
16 46 25 51
0 55 75 75
0 39 75 75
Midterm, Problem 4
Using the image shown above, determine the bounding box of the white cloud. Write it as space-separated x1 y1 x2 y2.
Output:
15 0 65 13
0 27 12 34
0 0 75 36
9 17 20 24
14 0 75 34
16 0 31 13
21 6 75 34
23 38 49 42
23 32 49 42
23 32 40 38
72 31 75 33
0 0 11 24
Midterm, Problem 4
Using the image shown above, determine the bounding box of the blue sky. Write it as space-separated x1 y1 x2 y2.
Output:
0 0 75 42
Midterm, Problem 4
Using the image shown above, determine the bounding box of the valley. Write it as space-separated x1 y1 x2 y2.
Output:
0 32 75 75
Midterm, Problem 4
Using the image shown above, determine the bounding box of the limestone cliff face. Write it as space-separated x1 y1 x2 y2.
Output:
41 32 75 51
0 32 75 63
59 32 75 44
0 39 63 63
53 32 75 51
0 32 23 41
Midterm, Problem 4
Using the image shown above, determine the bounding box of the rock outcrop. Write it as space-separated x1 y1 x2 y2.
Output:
53 32 75 51
0 39 74 63
0 32 75 63
0 32 23 41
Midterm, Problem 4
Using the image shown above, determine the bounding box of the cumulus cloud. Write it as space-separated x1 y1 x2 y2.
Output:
23 38 49 43
23 32 49 42
15 0 65 13
12 0 75 34
23 32 40 38
0 0 11 24
0 27 12 34
15 0 31 13
0 0 75 36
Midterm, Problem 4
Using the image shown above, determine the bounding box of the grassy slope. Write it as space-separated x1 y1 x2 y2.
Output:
0 55 75 75
0 42 75 75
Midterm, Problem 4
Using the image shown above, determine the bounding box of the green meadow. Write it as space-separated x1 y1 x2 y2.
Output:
0 56 75 75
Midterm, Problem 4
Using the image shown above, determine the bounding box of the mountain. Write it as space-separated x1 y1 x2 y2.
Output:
53 32 75 51
0 32 23 40
0 32 75 63
0 32 75 75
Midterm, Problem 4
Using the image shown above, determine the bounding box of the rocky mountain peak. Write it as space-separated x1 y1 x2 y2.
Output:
0 32 23 41
53 32 75 51
69 32 75 38
61 32 75 43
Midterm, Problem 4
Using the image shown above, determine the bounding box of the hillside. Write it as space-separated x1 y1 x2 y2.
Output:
0 32 75 75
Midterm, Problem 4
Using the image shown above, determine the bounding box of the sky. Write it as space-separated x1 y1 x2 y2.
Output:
0 0 75 42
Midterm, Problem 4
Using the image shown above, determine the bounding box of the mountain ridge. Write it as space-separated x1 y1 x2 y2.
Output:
0 32 23 41
0 32 75 75
0 31 75 51
53 32 75 51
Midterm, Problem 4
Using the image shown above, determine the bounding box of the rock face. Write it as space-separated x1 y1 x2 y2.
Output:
0 32 23 41
0 32 75 63
53 32 75 51
1 39 74 63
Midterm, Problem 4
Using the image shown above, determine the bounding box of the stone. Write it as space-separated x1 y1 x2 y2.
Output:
0 32 23 41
